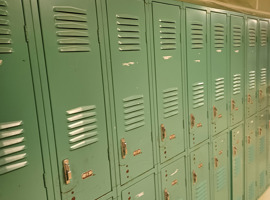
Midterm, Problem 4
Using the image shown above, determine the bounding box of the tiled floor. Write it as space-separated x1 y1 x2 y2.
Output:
258 187 270 200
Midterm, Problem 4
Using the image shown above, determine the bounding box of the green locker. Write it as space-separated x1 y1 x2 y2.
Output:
186 8 208 147
256 110 267 196
190 144 210 200
230 15 244 125
268 108 270 185
161 157 187 200
121 175 156 200
245 117 257 200
0 1 47 200
231 125 244 200
106 0 154 184
257 20 268 111
212 132 229 200
246 18 258 117
38 0 112 199
210 12 228 135
152 3 185 163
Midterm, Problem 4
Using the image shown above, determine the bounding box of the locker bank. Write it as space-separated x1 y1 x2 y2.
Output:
0 0 270 199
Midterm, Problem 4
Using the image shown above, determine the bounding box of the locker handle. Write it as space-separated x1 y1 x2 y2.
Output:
233 146 237 156
190 114 195 129
121 138 127 159
63 159 72 184
161 124 166 141
231 99 235 111
247 136 251 144
164 189 170 200
259 128 262 136
259 89 263 99
214 157 219 168
213 106 217 118
193 170 197 184
247 94 253 104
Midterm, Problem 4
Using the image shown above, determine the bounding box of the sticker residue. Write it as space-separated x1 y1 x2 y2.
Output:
123 62 135 67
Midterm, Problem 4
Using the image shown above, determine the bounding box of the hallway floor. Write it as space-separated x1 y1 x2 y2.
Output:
259 187 270 200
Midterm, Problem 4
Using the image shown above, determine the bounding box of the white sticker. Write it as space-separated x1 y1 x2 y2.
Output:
170 169 179 176
136 192 144 198
163 56 172 60
123 62 135 67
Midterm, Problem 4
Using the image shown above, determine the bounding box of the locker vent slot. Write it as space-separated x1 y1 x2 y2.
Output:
232 74 241 95
163 87 179 118
67 105 98 150
248 182 255 200
260 171 265 188
53 6 90 52
215 78 225 101
233 156 240 176
0 120 27 175
192 82 205 108
260 28 267 46
216 166 226 191
248 145 255 163
260 68 267 86
249 71 256 90
214 24 225 48
233 25 242 47
0 1 13 54
195 180 207 200
191 22 204 49
248 28 256 47
116 14 141 51
123 95 145 131
159 19 177 50
259 136 265 153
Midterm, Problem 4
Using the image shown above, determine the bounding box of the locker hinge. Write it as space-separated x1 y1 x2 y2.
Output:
43 173 47 188
24 25 29 43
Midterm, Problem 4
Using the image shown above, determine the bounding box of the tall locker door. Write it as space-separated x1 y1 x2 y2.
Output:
152 3 184 163
0 1 47 200
106 0 153 184
190 144 210 200
257 111 267 196
231 125 244 200
186 8 208 147
210 12 228 135
246 18 258 117
268 108 270 185
38 0 111 199
212 132 229 200
230 15 244 125
161 157 187 200
121 175 156 200
245 117 256 200
258 20 269 111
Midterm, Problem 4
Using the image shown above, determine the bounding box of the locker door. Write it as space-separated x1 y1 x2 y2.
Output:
190 144 210 200
121 175 156 200
245 117 256 200
231 125 244 200
213 132 229 200
161 157 187 200
257 111 267 196
210 12 228 135
106 0 153 184
268 108 270 185
186 8 208 147
246 18 258 117
38 0 111 199
0 1 47 200
258 20 268 111
230 15 244 125
152 3 184 163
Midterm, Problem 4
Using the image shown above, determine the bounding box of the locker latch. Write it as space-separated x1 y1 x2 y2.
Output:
259 89 263 99
164 189 170 200
231 99 235 110
63 159 72 185
213 106 217 118
214 157 219 168
161 124 166 141
247 94 253 104
233 146 237 156
121 138 127 159
192 170 197 184
259 128 262 136
247 136 251 144
190 114 195 129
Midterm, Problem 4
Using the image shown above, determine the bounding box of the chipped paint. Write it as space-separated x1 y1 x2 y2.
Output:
0 60 2 66
163 56 172 60
216 49 222 52
235 50 239 53
195 60 200 63
170 168 179 176
123 62 135 67
136 192 144 198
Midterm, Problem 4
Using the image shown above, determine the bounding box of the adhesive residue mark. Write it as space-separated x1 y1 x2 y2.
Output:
195 60 200 63
235 50 239 53
135 192 144 198
216 49 222 53
123 62 135 67
163 56 172 60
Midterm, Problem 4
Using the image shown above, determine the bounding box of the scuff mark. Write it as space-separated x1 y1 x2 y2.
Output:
136 192 144 198
171 169 179 176
123 62 135 67
163 56 172 60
